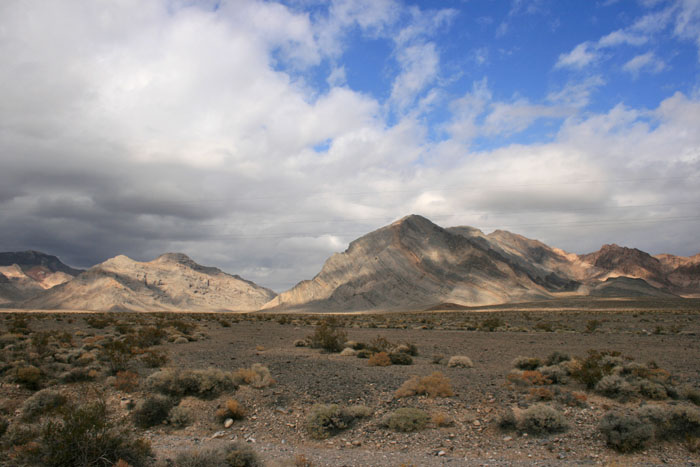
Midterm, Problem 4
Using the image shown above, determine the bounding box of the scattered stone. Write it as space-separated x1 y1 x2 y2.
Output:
211 431 226 439
438 450 447 457
224 418 233 428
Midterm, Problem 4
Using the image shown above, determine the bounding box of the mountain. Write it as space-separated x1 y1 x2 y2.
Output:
21 253 276 312
264 215 577 312
263 214 699 312
0 251 82 303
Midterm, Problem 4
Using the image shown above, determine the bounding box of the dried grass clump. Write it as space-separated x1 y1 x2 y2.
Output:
113 370 139 392
169 405 193 428
368 352 391 367
173 442 260 467
431 412 453 427
233 364 274 389
395 372 454 398
512 356 542 370
447 356 473 368
216 399 247 422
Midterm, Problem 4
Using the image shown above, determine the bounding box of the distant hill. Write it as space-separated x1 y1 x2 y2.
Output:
0 250 82 303
20 253 276 312
262 214 698 312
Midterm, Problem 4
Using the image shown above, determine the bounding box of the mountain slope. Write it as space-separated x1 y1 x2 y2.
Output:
263 215 562 312
22 253 276 312
263 214 697 312
0 251 82 302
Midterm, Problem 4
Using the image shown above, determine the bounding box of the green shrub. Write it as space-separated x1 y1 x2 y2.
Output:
382 408 429 432
133 395 174 428
519 404 568 435
146 367 237 398
667 406 700 438
308 318 347 353
37 400 153 466
304 404 369 439
599 412 653 452
21 389 67 421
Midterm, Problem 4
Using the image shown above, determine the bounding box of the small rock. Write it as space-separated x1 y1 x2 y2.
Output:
503 436 513 441
352 440 362 446
437 450 446 457
473 420 481 426
224 418 233 428
211 431 226 439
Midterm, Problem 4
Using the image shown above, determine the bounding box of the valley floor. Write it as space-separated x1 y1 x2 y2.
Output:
1 299 700 466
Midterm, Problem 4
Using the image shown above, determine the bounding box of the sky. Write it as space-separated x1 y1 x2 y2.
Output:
1 0 699 292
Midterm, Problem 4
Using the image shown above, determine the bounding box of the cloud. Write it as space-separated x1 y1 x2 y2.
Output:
1 0 699 293
622 52 666 76
555 42 598 69
390 42 440 110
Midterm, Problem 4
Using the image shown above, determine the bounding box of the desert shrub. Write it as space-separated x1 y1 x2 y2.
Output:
431 412 452 427
395 343 418 356
346 405 372 418
355 349 372 359
100 340 134 374
0 417 7 438
539 365 568 384
3 423 39 447
585 319 602 333
599 412 654 452
636 405 672 439
519 404 568 435
432 354 445 365
37 400 153 466
339 348 356 356
368 336 393 353
233 364 274 388
170 319 195 335
308 318 347 353
293 339 307 347
546 351 571 366
557 390 588 407
596 375 638 401
85 317 111 329
305 404 358 439
507 370 551 387
480 317 505 331
395 372 454 398
368 352 391 367
528 387 555 401
216 399 246 422
685 387 700 406
114 370 140 392
133 395 174 428
147 368 237 398
345 340 365 350
637 379 668 400
667 406 700 438
447 356 473 368
59 367 98 383
571 350 622 389
497 408 518 431
382 408 429 432
169 405 193 428
389 352 413 365
173 447 227 467
140 349 169 368
224 441 261 467
21 389 67 421
15 365 42 390
512 356 541 370
534 321 554 332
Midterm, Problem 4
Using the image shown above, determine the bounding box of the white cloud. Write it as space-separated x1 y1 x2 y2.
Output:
390 42 440 110
622 51 666 76
555 42 598 69
547 75 605 108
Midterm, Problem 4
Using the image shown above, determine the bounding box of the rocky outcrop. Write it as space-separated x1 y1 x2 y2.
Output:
21 253 276 312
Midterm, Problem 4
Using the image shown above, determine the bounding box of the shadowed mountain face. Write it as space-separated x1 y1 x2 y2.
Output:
20 253 276 312
263 215 700 312
0 251 82 303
